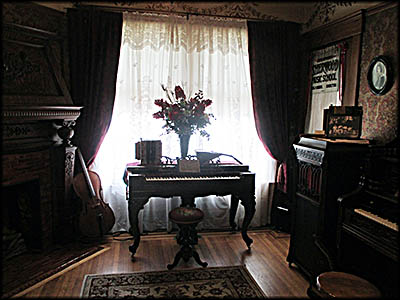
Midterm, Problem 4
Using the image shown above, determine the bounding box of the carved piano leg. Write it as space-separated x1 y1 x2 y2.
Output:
240 195 256 249
128 197 149 260
229 194 240 231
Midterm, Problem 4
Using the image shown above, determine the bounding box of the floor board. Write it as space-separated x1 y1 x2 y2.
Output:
11 229 310 298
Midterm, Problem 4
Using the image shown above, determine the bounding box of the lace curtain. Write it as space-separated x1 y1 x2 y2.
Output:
91 12 276 233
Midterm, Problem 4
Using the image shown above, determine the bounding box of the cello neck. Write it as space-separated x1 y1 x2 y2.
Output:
76 147 96 198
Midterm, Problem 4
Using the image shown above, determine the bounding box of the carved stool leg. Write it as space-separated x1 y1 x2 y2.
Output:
167 222 207 269
192 248 208 268
167 206 207 270
167 249 184 270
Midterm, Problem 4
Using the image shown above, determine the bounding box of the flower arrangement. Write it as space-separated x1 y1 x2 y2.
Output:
153 84 214 138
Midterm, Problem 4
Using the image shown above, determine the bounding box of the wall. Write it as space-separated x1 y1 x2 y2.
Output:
301 2 398 143
358 5 398 143
2 2 70 90
4 2 397 143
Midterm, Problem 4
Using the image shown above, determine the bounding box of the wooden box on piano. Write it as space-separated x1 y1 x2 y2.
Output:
135 140 162 165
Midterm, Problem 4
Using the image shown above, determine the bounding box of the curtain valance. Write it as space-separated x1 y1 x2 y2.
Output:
122 12 247 54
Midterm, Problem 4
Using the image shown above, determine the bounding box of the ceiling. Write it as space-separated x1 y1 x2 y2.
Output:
34 1 382 32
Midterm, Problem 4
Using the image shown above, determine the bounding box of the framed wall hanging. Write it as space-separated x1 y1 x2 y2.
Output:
323 105 363 139
367 55 393 96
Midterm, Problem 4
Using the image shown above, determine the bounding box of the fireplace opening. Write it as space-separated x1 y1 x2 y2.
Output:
2 179 42 259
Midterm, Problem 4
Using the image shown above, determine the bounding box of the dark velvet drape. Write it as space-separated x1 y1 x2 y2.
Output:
247 21 307 191
68 8 122 167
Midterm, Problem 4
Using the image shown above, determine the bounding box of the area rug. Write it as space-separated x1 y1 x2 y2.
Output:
81 265 266 298
2 243 108 298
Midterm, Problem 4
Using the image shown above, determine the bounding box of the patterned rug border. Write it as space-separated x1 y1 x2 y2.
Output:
4 246 109 298
81 265 266 298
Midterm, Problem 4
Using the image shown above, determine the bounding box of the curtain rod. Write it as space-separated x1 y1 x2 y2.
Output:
70 3 278 23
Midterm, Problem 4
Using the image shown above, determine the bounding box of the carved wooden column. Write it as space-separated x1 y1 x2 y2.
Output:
52 120 79 244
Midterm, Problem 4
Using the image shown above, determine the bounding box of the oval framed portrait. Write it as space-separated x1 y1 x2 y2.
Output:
367 56 393 96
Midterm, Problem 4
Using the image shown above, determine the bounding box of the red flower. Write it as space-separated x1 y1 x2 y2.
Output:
190 97 200 106
202 99 212 107
154 99 163 106
155 99 170 109
153 84 214 138
194 104 205 115
168 110 180 121
171 103 180 111
174 85 186 100
153 112 164 119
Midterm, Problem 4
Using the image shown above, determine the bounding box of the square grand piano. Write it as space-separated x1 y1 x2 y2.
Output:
124 159 256 260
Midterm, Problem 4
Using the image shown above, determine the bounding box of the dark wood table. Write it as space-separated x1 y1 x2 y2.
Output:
124 163 256 260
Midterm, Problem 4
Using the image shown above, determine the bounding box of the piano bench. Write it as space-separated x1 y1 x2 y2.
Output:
307 271 382 298
167 207 208 270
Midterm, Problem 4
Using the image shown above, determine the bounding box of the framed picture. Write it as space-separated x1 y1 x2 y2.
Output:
323 106 363 139
367 56 393 96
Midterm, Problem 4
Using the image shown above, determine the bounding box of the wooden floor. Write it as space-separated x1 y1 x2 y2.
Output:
16 229 310 298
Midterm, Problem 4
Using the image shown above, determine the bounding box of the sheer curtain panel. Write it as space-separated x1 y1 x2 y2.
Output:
91 12 276 234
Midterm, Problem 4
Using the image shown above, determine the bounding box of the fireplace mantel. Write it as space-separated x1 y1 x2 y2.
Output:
2 105 83 122
2 105 82 153
1 106 82 248
2 19 83 248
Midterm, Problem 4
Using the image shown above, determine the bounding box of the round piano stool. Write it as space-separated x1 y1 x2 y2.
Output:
307 271 382 298
167 206 208 270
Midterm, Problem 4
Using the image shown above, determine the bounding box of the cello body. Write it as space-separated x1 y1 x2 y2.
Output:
73 148 115 238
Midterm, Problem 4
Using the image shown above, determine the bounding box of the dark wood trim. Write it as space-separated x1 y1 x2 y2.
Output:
3 21 59 40
301 9 367 107
70 3 276 23
343 34 362 106
365 2 398 17
302 10 363 51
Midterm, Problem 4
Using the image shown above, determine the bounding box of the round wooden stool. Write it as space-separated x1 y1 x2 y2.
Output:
308 271 382 298
167 206 208 270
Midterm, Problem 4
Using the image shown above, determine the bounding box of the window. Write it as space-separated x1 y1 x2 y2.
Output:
91 12 276 233
305 43 345 134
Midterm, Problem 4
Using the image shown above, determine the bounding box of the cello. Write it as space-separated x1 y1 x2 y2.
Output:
73 148 115 238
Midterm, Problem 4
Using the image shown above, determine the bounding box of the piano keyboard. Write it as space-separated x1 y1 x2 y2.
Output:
354 208 398 232
145 175 241 181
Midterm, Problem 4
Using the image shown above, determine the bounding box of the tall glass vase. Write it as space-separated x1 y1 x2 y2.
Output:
179 134 190 158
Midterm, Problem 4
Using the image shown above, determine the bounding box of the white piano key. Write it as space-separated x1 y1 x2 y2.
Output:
354 208 398 232
145 175 240 181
